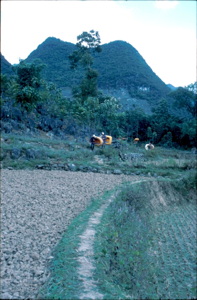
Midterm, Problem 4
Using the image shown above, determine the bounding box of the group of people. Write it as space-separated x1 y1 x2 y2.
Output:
90 133 154 151
133 137 155 150
90 132 106 150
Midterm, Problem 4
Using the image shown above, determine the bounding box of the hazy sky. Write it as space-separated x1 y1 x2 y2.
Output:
1 0 196 87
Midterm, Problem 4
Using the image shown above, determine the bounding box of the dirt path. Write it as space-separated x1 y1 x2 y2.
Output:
77 193 115 300
76 180 147 300
1 169 142 299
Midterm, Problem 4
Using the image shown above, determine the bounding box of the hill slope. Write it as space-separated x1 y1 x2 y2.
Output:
25 37 170 100
26 37 77 87
0 53 14 76
94 40 169 97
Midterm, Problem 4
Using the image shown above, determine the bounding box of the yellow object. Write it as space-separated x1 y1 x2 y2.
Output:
134 138 139 141
90 136 103 146
105 135 112 145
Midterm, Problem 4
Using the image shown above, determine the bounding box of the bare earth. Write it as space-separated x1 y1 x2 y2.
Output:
0 169 140 299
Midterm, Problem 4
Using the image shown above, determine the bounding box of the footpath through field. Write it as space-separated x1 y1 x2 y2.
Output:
76 180 148 300
74 180 196 299
76 192 115 299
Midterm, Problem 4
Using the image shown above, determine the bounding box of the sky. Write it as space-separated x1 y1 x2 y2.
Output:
1 0 196 87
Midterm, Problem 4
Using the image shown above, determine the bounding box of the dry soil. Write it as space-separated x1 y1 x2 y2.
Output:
1 169 141 299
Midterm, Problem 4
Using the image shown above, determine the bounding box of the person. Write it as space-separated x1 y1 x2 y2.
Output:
133 138 139 145
100 132 106 145
145 142 154 150
90 134 97 150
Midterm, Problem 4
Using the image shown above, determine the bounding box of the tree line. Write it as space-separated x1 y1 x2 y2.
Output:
1 30 196 148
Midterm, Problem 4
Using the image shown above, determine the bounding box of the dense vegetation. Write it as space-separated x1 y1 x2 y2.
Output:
94 40 169 98
0 54 14 76
24 37 169 98
23 38 77 87
0 32 196 148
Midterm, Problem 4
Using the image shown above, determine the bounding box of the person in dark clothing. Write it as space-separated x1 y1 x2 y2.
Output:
100 132 106 147
90 134 97 150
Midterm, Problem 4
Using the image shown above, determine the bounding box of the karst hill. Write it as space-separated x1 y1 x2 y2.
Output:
25 37 170 99
1 37 171 112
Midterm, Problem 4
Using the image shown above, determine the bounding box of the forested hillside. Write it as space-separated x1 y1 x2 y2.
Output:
0 33 196 148
0 53 14 76
94 41 169 97
25 37 78 87
25 37 169 99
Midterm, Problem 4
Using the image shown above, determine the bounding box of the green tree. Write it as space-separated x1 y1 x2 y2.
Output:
39 82 70 119
98 96 120 134
152 131 158 144
13 60 45 111
122 108 147 139
80 68 99 99
170 87 196 117
161 131 173 147
181 119 197 147
147 126 153 141
76 30 101 51
69 30 102 101
151 99 172 142
0 74 10 99
185 82 197 94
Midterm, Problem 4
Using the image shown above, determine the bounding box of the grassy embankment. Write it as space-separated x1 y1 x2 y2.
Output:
93 176 196 299
1 131 195 179
37 174 196 300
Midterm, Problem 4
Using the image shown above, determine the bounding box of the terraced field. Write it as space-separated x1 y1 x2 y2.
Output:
92 180 197 299
149 202 196 299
